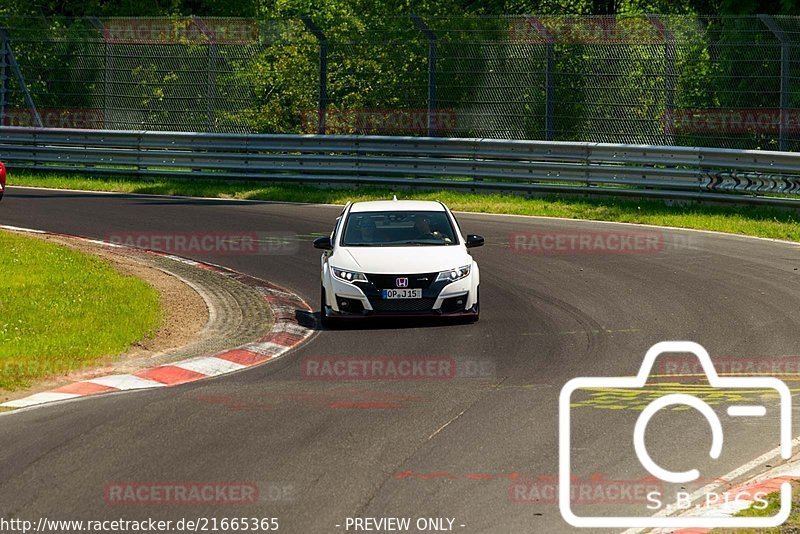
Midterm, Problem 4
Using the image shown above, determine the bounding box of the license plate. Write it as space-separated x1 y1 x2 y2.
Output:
382 288 422 299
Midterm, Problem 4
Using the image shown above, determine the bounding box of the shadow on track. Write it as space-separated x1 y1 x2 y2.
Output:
302 310 477 331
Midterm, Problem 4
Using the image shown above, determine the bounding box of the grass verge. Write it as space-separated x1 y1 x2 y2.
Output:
0 230 161 390
9 170 800 242
712 481 800 533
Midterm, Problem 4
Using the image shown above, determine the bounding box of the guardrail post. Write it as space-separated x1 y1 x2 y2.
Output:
0 27 42 127
411 15 437 137
525 16 555 141
760 15 790 151
648 16 675 145
301 18 328 135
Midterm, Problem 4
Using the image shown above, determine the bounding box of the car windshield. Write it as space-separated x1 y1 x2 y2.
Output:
341 210 457 247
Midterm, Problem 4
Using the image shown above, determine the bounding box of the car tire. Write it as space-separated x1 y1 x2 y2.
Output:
320 285 334 328
466 287 480 323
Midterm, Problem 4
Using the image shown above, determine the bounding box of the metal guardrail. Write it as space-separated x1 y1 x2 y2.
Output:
2 127 800 207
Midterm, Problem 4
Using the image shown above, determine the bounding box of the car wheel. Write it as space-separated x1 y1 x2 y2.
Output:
320 285 334 328
466 287 480 323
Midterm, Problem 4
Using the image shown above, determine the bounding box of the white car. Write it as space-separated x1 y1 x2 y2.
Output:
314 199 483 325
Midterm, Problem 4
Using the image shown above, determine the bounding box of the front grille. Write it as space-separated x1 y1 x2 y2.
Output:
366 272 437 290
368 297 437 312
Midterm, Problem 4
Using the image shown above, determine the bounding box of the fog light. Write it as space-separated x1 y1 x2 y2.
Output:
339 299 349 308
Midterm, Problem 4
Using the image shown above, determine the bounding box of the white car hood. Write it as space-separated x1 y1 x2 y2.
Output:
334 246 471 274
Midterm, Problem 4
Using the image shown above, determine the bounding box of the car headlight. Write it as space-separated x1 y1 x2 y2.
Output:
332 267 368 283
436 264 471 282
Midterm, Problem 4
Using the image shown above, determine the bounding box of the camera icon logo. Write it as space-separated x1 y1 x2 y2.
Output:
559 341 793 529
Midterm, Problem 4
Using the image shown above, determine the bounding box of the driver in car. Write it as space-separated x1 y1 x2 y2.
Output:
413 215 450 243
359 218 379 243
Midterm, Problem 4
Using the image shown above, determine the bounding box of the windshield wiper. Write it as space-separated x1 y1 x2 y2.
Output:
397 241 442 246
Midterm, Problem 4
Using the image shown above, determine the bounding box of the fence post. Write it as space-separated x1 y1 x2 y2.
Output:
192 17 219 131
648 15 675 145
411 15 437 137
88 17 110 128
760 14 790 152
525 16 555 141
207 38 219 132
0 27 42 127
0 29 6 127
301 18 328 135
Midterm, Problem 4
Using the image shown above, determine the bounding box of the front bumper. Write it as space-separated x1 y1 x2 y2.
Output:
324 306 479 320
326 272 477 318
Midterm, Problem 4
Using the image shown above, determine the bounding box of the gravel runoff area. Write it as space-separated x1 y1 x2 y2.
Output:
0 231 273 405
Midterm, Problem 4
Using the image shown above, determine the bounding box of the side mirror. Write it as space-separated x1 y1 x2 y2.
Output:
313 236 333 250
465 234 484 248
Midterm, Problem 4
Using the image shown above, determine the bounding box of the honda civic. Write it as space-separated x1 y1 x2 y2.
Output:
314 199 483 325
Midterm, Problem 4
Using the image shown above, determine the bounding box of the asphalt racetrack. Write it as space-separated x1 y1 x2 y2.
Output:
2 187 800 533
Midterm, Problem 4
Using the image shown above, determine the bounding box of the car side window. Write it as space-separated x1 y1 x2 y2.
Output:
331 216 342 244
448 210 464 243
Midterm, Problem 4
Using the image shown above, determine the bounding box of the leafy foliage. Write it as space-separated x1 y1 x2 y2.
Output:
2 1 798 146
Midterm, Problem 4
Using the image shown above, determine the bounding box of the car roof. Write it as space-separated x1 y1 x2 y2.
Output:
348 200 446 213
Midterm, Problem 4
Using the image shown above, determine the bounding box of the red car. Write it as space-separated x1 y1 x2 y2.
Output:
0 162 5 201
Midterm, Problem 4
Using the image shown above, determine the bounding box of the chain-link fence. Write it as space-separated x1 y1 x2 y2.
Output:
2 15 800 150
